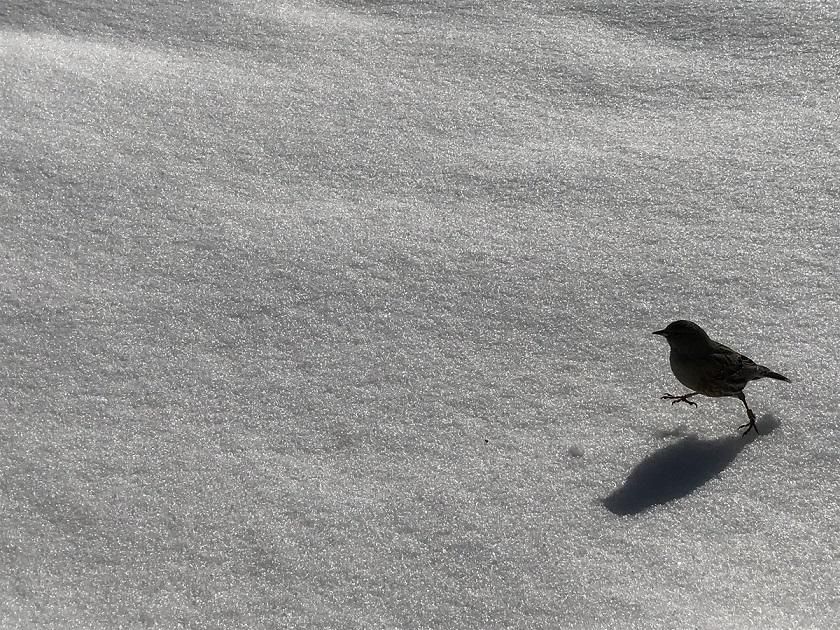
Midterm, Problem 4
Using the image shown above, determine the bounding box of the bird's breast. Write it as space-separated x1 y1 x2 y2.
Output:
669 350 723 396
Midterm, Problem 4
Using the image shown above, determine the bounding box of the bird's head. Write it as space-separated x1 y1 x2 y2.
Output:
653 320 713 353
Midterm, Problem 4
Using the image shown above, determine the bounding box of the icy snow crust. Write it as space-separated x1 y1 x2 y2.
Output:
1 1 838 628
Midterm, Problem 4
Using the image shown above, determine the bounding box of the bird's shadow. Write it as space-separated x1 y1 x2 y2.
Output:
602 415 780 516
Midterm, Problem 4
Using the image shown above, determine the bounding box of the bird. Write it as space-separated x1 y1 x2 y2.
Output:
652 320 789 436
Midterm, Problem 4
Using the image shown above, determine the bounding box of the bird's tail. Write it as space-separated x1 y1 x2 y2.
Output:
761 367 790 382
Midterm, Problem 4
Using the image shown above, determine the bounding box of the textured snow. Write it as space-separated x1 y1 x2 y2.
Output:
1 1 839 628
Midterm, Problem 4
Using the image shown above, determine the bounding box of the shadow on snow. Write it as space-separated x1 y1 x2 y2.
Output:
603 415 781 516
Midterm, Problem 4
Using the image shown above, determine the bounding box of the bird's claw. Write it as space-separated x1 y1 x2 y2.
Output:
738 410 760 436
676 398 698 407
661 393 698 407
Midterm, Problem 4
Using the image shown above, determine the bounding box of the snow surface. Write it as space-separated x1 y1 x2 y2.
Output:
1 1 839 628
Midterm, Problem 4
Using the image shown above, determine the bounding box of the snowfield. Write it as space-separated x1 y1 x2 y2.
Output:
1 1 838 628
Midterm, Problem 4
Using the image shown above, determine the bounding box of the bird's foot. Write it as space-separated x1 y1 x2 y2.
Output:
738 410 760 437
661 393 698 407
738 419 761 436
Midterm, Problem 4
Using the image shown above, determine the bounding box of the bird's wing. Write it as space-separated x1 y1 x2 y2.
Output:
705 350 762 393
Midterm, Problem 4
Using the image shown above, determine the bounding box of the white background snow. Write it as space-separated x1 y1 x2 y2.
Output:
1 1 839 628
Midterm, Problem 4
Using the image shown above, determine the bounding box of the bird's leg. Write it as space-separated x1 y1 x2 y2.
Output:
661 392 699 407
736 392 760 436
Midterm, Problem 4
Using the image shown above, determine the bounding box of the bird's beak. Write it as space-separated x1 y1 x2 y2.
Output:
652 329 666 336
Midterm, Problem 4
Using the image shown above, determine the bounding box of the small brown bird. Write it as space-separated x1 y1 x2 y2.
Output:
653 320 789 435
